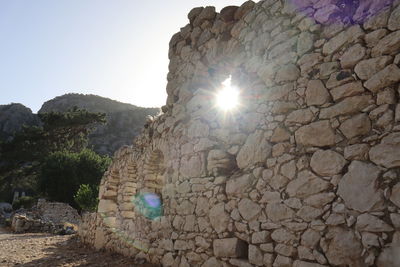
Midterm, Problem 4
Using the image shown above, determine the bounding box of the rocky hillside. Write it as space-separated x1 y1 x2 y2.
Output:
39 94 160 155
0 104 40 142
0 94 160 155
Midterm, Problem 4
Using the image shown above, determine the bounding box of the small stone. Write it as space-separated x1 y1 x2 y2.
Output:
209 203 229 233
286 108 314 125
356 213 394 232
310 149 347 176
319 62 339 79
226 174 255 197
344 144 370 160
238 198 261 221
295 121 335 147
364 64 400 93
248 245 263 266
270 126 291 143
275 64 300 83
390 183 400 208
297 206 324 222
370 133 400 168
319 95 372 119
301 229 321 248
377 88 397 105
340 44 366 68
322 25 364 55
271 228 296 244
236 130 272 169
338 161 383 212
306 80 330 106
339 113 371 139
354 56 393 80
389 5 400 30
330 81 365 101
325 228 363 266
297 31 314 56
252 231 271 244
286 170 330 199
371 30 400 57
265 203 294 222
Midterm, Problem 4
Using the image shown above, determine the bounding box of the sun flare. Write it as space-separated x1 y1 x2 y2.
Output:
216 77 239 111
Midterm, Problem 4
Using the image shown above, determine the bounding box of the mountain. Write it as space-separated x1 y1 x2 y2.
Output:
0 103 40 142
0 94 160 155
38 94 160 155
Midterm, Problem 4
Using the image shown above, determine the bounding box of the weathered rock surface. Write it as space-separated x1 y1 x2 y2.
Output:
370 133 400 168
295 121 335 147
338 161 383 212
310 150 346 176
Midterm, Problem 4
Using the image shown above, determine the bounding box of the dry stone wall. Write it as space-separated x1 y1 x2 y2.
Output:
80 0 400 266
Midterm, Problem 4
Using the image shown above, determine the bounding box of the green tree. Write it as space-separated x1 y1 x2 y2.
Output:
38 149 111 207
0 108 106 202
74 184 99 211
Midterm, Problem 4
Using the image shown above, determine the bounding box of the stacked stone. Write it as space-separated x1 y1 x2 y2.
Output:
80 0 400 266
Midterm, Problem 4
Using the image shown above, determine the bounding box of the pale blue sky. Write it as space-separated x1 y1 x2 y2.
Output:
0 0 247 112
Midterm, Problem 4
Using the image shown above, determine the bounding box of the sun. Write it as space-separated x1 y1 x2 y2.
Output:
216 76 239 111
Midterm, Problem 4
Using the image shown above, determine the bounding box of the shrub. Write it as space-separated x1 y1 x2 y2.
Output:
39 149 110 207
74 184 98 212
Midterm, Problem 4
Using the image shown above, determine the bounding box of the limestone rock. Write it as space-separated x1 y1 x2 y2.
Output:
293 260 326 267
286 109 314 125
295 121 335 147
310 149 346 176
209 203 229 233
226 174 254 197
306 80 330 106
319 95 372 119
297 206 324 222
354 56 393 80
322 25 364 55
202 257 222 267
344 144 370 160
213 238 248 258
330 81 365 101
371 30 400 57
236 130 272 169
275 64 300 83
340 44 366 68
388 5 400 31
248 245 263 266
364 64 400 93
270 126 290 143
325 228 363 266
286 170 330 199
339 113 371 139
297 31 314 56
370 133 400 168
390 183 400 208
98 200 117 213
377 247 400 267
238 198 261 221
356 214 394 232
338 161 383 212
265 203 294 222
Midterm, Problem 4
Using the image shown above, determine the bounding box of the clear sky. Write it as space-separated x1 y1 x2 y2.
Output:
0 0 247 112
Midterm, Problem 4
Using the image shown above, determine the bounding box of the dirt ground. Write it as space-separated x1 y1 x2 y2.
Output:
0 226 155 267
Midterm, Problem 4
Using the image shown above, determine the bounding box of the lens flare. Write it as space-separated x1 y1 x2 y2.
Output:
133 192 163 220
216 76 239 111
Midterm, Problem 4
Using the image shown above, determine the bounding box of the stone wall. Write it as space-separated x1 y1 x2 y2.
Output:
80 0 400 266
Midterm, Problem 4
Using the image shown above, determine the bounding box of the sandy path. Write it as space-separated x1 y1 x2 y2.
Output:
0 226 153 267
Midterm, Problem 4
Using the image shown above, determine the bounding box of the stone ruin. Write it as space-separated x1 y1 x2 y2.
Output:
79 0 400 266
11 199 81 234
